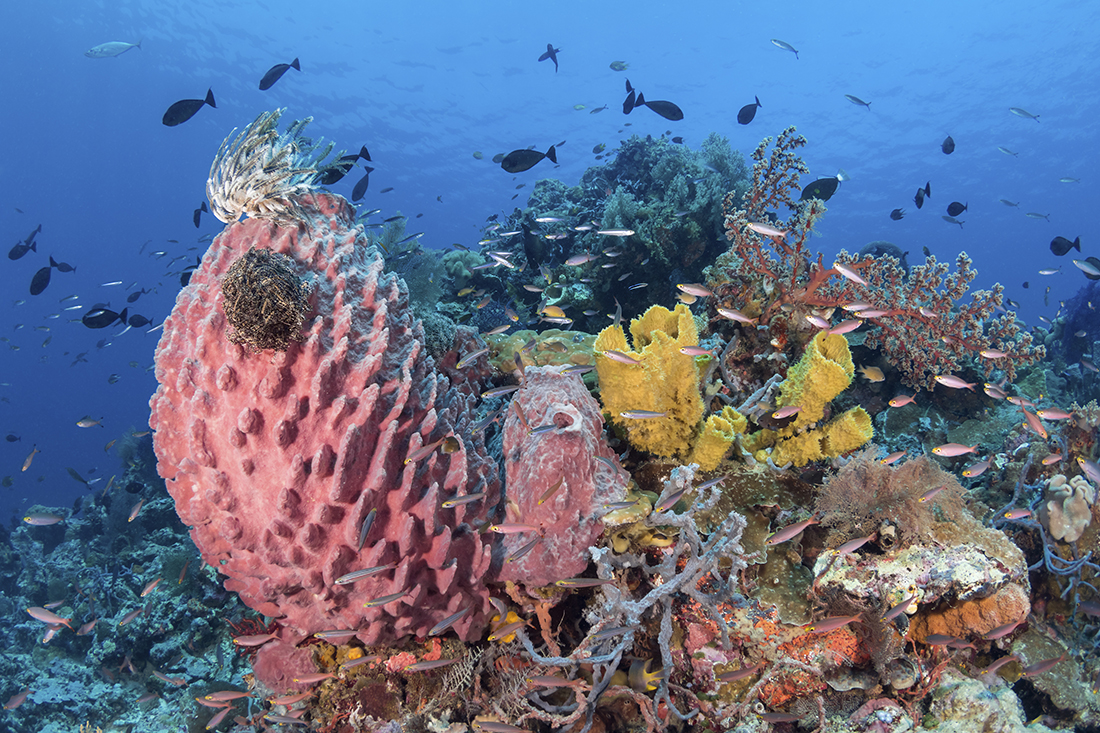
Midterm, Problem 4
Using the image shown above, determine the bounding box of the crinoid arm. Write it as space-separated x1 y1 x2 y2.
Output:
206 108 344 227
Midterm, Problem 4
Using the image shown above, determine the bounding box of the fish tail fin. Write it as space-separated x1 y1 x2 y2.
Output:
49 255 58 268
30 241 36 253
545 146 557 164
635 92 646 107
205 88 216 108
625 78 632 93
755 95 761 107
359 145 371 161
201 201 209 212
291 57 300 71
1076 237 1082 251
118 308 128 325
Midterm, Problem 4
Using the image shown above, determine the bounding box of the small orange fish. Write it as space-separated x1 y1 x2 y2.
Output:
128 499 144 522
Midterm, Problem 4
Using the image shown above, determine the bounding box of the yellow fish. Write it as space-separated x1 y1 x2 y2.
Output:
858 365 884 382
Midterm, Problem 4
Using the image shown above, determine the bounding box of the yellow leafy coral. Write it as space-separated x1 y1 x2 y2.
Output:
594 303 744 467
745 331 872 466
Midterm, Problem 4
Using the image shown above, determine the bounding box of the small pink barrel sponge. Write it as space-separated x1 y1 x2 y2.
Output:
497 366 626 587
150 192 500 644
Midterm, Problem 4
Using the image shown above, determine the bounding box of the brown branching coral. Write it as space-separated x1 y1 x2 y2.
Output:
813 450 967 550
221 246 311 352
706 127 1045 391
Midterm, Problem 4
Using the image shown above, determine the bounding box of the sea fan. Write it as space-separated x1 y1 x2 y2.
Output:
206 108 343 226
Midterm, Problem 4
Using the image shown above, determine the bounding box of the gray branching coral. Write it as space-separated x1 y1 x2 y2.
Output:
206 108 345 226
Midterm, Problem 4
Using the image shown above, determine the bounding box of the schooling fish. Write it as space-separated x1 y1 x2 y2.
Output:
946 201 967 217
501 146 557 173
890 208 905 221
737 96 761 125
845 94 871 109
259 57 300 90
82 306 128 330
29 256 61 296
800 170 849 202
770 39 799 58
351 166 375 201
162 88 216 127
941 135 955 154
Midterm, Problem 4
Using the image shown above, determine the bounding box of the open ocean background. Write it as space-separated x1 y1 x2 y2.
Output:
0 0 1097 523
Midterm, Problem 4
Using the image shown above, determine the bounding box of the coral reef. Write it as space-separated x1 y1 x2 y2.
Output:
150 191 501 645
706 126 1045 391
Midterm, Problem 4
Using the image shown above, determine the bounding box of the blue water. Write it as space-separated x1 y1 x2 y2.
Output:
1 0 1097 521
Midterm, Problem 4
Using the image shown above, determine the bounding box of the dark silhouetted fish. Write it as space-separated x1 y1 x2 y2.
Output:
671 136 683 144
800 171 848 202
635 93 684 121
914 182 931 209
351 166 376 201
501 146 557 173
491 153 505 164
941 135 955 154
1080 256 1100 281
259 57 300 90
127 288 149 303
53 257 76 273
30 257 59 295
162 89 216 127
538 43 560 72
623 79 636 114
8 240 36 260
82 305 128 329
890 208 905 221
379 187 394 193
1050 236 1081 256
5 434 19 442
193 201 208 228
946 201 967 217
128 313 152 328
737 96 761 125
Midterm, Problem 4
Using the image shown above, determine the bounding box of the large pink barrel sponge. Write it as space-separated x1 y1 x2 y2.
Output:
150 192 500 644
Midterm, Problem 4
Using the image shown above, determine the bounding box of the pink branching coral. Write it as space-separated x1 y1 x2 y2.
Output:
707 126 1044 391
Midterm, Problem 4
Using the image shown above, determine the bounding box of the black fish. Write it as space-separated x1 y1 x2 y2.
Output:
5 434 19 442
162 88 216 127
914 182 930 209
192 201 208 228
800 177 840 202
537 43 560 72
127 288 149 303
671 136 683 144
30 264 53 295
180 271 193 287
623 79 637 114
128 313 152 328
351 166 375 202
259 57 300 91
890 208 905 221
1022 281 1029 288
635 93 684 121
737 96 761 125
316 157 357 185
82 306 128 330
1050 235 1081 256
946 201 967 217
922 246 931 257
8 240 36 260
941 135 955 154
501 145 557 173
54 258 76 273
24 224 41 246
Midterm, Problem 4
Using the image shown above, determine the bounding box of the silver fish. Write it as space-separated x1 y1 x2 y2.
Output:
85 40 142 58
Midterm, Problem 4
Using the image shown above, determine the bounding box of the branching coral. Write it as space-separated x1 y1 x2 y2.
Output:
207 108 345 226
508 465 748 731
705 126 1045 391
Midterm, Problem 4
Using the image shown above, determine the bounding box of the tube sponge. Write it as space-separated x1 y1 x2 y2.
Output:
594 303 705 459
776 331 854 429
690 405 748 471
